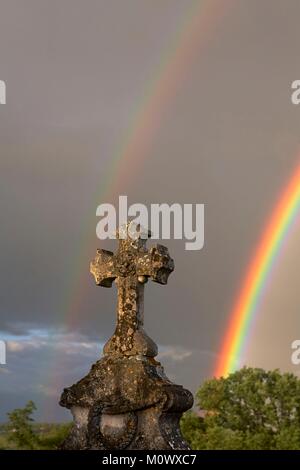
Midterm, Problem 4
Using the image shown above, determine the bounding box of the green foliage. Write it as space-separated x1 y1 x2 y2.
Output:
180 411 206 449
180 367 300 450
37 422 73 449
6 401 38 450
3 401 72 450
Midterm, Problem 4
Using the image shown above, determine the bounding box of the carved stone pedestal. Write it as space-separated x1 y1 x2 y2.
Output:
60 223 193 450
60 355 193 450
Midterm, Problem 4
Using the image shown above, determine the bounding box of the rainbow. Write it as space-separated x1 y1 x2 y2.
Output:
65 0 231 331
215 160 300 378
104 0 230 197
43 1 232 418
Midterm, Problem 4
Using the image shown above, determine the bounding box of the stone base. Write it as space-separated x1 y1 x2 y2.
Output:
60 355 193 450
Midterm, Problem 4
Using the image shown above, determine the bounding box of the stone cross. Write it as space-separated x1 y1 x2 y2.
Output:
90 223 174 357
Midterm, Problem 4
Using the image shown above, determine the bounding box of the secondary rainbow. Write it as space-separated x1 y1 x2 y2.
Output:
65 0 231 330
215 160 300 378
43 1 232 418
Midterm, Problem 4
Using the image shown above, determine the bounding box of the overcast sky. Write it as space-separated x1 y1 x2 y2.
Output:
1 0 300 421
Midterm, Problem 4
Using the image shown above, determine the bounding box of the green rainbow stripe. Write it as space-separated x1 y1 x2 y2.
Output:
215 161 300 377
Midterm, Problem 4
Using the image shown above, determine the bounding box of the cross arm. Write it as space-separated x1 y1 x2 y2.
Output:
90 249 116 287
137 244 174 285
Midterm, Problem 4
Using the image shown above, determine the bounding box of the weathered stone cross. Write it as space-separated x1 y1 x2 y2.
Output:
90 223 174 357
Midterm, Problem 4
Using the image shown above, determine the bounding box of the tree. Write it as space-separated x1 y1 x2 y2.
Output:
180 367 300 450
180 411 207 450
6 401 38 450
38 422 73 449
